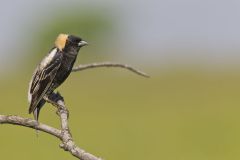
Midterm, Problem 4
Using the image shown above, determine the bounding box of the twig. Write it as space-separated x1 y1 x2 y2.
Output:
72 62 150 78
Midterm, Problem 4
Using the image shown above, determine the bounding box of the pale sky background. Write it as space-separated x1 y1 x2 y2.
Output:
1 0 240 73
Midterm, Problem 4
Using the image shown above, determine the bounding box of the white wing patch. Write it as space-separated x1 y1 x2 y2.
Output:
40 48 58 69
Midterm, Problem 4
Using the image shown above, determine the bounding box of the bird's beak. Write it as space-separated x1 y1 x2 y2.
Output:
78 40 88 47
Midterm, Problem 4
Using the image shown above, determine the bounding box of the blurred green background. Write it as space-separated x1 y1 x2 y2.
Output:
1 0 240 160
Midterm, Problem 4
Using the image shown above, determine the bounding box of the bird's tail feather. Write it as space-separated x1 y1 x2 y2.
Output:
32 99 46 137
32 99 46 121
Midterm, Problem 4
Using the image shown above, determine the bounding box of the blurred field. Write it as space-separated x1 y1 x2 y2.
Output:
1 66 240 160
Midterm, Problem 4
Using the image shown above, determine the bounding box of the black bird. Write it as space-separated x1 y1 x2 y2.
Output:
28 34 88 121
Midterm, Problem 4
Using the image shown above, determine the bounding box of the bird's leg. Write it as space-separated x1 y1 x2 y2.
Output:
44 95 59 108
44 92 69 117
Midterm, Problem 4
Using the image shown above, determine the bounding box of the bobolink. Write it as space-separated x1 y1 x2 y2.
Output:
28 34 88 120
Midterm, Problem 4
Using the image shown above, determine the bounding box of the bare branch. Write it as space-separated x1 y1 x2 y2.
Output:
0 115 61 138
72 62 150 78
0 93 101 160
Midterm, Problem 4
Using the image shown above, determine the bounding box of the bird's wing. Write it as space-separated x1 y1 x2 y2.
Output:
28 48 62 113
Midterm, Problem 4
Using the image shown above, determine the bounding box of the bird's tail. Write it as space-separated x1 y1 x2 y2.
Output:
32 99 46 121
32 99 46 136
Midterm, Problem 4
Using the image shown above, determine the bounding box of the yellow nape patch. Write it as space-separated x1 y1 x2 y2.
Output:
55 34 68 51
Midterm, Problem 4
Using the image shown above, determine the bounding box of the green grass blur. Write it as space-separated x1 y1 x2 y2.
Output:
1 67 240 160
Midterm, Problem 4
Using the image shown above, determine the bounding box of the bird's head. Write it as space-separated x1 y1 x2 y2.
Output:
55 34 88 52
